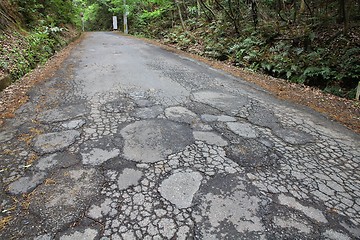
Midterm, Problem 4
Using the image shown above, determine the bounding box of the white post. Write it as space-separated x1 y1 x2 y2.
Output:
356 81 360 100
113 16 118 30
123 0 128 34
80 12 84 32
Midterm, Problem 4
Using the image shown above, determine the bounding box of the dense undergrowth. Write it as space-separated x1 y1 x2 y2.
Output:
0 26 78 81
164 21 360 98
0 0 80 86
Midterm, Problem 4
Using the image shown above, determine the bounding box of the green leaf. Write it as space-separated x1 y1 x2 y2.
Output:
286 71 292 79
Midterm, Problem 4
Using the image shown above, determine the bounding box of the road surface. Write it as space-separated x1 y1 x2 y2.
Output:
0 32 359 239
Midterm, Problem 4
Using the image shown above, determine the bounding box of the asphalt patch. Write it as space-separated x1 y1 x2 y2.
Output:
120 119 194 163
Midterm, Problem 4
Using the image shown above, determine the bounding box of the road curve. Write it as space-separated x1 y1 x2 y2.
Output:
0 32 359 239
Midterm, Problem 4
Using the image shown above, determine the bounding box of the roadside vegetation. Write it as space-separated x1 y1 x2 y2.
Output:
0 0 81 87
79 0 360 99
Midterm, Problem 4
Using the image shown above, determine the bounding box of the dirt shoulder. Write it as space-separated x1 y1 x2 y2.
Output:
130 35 360 135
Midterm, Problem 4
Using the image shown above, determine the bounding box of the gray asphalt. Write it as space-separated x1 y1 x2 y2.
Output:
0 32 359 239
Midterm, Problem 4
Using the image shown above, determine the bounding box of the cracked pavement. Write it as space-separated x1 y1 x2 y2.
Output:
0 32 359 239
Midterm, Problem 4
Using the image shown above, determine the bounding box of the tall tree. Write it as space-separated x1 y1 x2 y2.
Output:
338 0 349 33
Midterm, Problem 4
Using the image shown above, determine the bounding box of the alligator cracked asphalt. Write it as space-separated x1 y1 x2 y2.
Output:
1 32 360 240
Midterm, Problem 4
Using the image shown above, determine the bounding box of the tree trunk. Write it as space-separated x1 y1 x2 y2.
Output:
199 0 216 20
338 0 346 22
338 0 349 34
181 0 189 20
338 0 349 33
214 0 240 35
250 0 258 29
293 0 298 23
175 0 186 31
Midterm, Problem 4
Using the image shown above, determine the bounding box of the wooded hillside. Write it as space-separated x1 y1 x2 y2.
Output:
0 0 80 88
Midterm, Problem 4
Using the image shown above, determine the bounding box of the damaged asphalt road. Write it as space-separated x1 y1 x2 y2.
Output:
0 32 360 239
